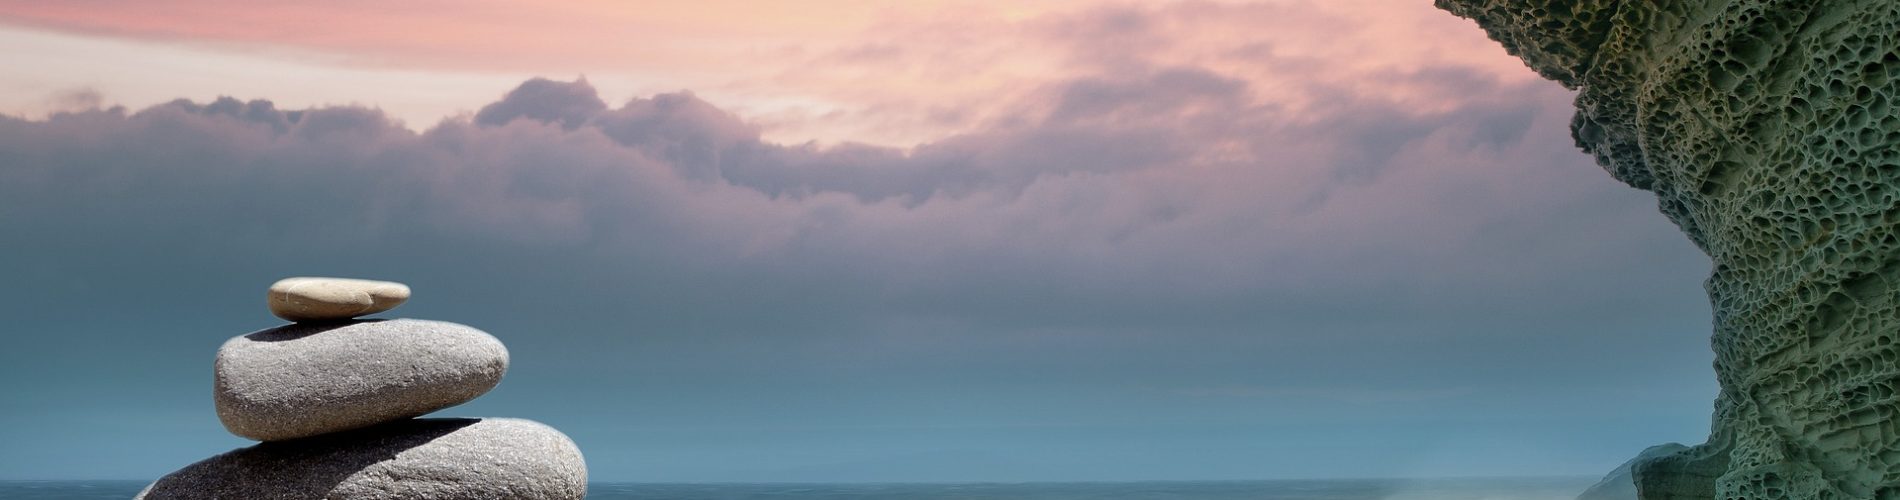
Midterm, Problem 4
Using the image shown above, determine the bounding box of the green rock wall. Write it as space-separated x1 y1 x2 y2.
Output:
1437 1 1900 498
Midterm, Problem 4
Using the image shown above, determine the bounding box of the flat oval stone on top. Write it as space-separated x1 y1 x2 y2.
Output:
215 319 508 441
268 277 410 322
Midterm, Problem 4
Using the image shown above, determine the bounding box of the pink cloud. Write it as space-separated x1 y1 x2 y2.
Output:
0 4 1717 479
0 1 1539 146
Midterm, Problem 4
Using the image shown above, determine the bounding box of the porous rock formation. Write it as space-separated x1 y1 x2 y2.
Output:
1579 443 1693 500
1437 1 1900 498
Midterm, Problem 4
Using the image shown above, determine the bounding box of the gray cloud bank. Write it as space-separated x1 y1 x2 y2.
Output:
0 70 1715 481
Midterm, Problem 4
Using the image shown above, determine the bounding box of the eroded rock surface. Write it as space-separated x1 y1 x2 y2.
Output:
216 319 508 441
1579 443 1691 500
138 418 586 500
1438 1 1900 498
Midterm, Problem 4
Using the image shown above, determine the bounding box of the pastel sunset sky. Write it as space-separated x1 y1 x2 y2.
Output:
0 0 1717 482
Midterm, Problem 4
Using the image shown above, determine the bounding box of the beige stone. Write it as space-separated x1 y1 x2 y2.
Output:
267 277 409 322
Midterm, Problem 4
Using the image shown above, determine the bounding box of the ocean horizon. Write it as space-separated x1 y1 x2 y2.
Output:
0 476 1598 499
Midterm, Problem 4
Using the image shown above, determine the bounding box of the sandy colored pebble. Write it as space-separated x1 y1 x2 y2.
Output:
267 277 409 322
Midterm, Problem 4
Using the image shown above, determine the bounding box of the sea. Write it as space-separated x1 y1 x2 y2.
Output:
0 477 1597 499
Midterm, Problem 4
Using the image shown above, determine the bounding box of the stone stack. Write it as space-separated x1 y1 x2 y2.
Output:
139 277 587 500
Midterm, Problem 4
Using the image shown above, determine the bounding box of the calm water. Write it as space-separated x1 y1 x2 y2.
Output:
0 477 1595 499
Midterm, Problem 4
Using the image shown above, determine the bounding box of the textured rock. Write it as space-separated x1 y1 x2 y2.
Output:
216 319 507 441
1577 443 1690 500
138 418 586 500
269 277 411 322
1439 1 1900 498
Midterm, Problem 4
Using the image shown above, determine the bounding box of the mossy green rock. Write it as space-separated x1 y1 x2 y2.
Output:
1439 1 1900 498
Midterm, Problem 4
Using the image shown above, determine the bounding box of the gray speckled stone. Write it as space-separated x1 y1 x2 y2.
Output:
138 418 586 500
216 319 507 441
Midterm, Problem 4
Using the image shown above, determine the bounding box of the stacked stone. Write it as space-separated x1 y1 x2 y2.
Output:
139 277 587 500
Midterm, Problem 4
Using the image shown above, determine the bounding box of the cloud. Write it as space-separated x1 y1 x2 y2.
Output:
45 87 104 112
0 1 1553 148
736 0 1552 145
0 2 1719 481
474 77 608 130
0 68 1691 337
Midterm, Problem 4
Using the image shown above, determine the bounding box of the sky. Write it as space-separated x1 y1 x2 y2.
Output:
0 0 1719 483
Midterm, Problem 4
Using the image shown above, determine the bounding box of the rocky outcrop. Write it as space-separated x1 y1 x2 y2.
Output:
1437 1 1900 498
1578 443 1691 500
